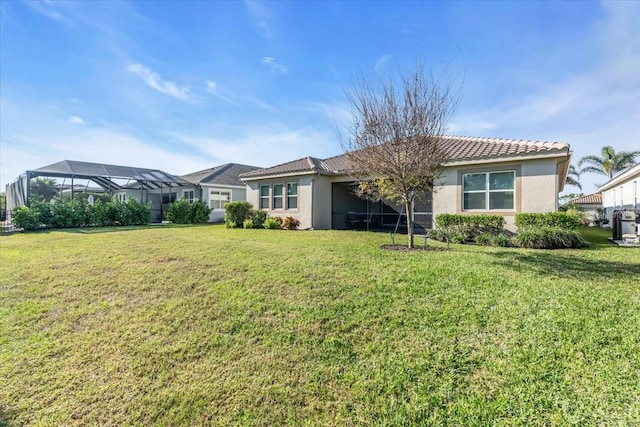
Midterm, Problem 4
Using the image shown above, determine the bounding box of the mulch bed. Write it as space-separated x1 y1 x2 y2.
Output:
380 244 450 252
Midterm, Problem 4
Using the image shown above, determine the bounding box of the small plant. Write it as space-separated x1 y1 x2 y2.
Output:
12 206 41 230
250 210 268 229
515 212 580 231
224 201 253 228
512 227 589 249
450 233 465 244
475 233 492 246
283 216 300 230
243 218 254 229
491 233 511 247
264 217 281 229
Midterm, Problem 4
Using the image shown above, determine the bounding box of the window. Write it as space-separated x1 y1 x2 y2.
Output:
162 192 177 204
287 182 298 209
209 189 231 209
620 186 624 207
273 184 284 209
260 185 270 209
183 190 195 203
463 171 515 210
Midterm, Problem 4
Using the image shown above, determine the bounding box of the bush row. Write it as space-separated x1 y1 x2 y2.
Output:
224 201 300 230
514 212 580 230
12 197 151 230
165 199 211 224
434 214 505 241
430 212 589 249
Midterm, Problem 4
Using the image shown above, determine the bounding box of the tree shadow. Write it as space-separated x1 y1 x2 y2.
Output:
490 249 640 282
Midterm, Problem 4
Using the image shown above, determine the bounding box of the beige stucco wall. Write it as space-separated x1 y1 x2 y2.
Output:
245 174 316 229
433 158 561 231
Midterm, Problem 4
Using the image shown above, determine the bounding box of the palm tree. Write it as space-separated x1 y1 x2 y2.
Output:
565 164 582 190
578 146 640 179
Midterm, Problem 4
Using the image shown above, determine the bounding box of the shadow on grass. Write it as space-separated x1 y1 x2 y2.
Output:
1 223 219 236
491 249 640 281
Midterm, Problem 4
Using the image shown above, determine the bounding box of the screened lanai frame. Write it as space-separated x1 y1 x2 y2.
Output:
5 160 190 215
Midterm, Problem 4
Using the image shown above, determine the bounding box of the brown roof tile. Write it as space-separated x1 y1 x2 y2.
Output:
570 193 602 204
240 135 570 180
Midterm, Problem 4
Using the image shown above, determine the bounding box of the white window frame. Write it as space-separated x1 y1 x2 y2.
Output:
462 170 515 211
183 190 195 203
286 182 298 210
259 185 270 210
272 183 284 210
209 188 231 210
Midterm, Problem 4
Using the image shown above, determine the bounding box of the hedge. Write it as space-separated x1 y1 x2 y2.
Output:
434 214 505 241
515 212 580 231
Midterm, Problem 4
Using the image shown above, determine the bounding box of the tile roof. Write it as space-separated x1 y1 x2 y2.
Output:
240 135 570 180
570 193 602 204
181 163 261 186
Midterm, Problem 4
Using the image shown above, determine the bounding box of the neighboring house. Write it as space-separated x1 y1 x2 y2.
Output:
568 193 602 225
115 163 260 222
240 136 572 231
180 163 261 222
6 160 191 222
598 164 640 223
7 160 260 223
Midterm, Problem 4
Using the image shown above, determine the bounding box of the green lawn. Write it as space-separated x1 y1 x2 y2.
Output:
1 226 639 426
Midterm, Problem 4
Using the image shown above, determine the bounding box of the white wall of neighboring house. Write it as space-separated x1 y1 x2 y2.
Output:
599 165 640 223
202 184 247 222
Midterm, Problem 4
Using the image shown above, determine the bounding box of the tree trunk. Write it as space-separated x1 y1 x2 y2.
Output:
406 199 414 249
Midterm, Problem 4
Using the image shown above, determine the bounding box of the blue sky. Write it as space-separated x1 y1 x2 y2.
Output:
1 1 638 194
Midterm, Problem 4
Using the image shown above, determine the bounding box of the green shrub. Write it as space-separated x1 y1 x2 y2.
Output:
435 214 505 241
475 233 492 246
29 198 52 226
189 200 211 224
450 233 465 244
512 227 589 249
166 199 192 224
243 218 254 229
12 206 41 230
165 199 209 224
250 210 268 229
491 233 512 247
515 212 579 231
427 228 448 242
224 201 253 228
283 216 300 230
264 217 281 229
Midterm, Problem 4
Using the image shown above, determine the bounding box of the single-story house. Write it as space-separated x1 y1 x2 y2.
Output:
7 160 260 223
598 164 640 223
113 163 260 222
5 160 192 221
240 135 572 231
568 193 602 225
179 163 261 222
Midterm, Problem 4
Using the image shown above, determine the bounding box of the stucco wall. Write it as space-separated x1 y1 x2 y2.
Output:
244 175 315 229
433 158 561 231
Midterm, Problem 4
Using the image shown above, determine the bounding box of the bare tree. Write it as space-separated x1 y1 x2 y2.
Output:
340 63 460 248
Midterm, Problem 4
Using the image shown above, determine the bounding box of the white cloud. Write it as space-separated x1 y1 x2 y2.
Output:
171 126 338 168
204 80 237 104
22 1 72 25
245 0 272 39
260 57 288 74
374 55 391 74
68 115 85 124
204 79 278 112
127 63 193 102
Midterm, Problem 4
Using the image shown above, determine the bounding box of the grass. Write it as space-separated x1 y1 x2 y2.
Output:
1 225 639 426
